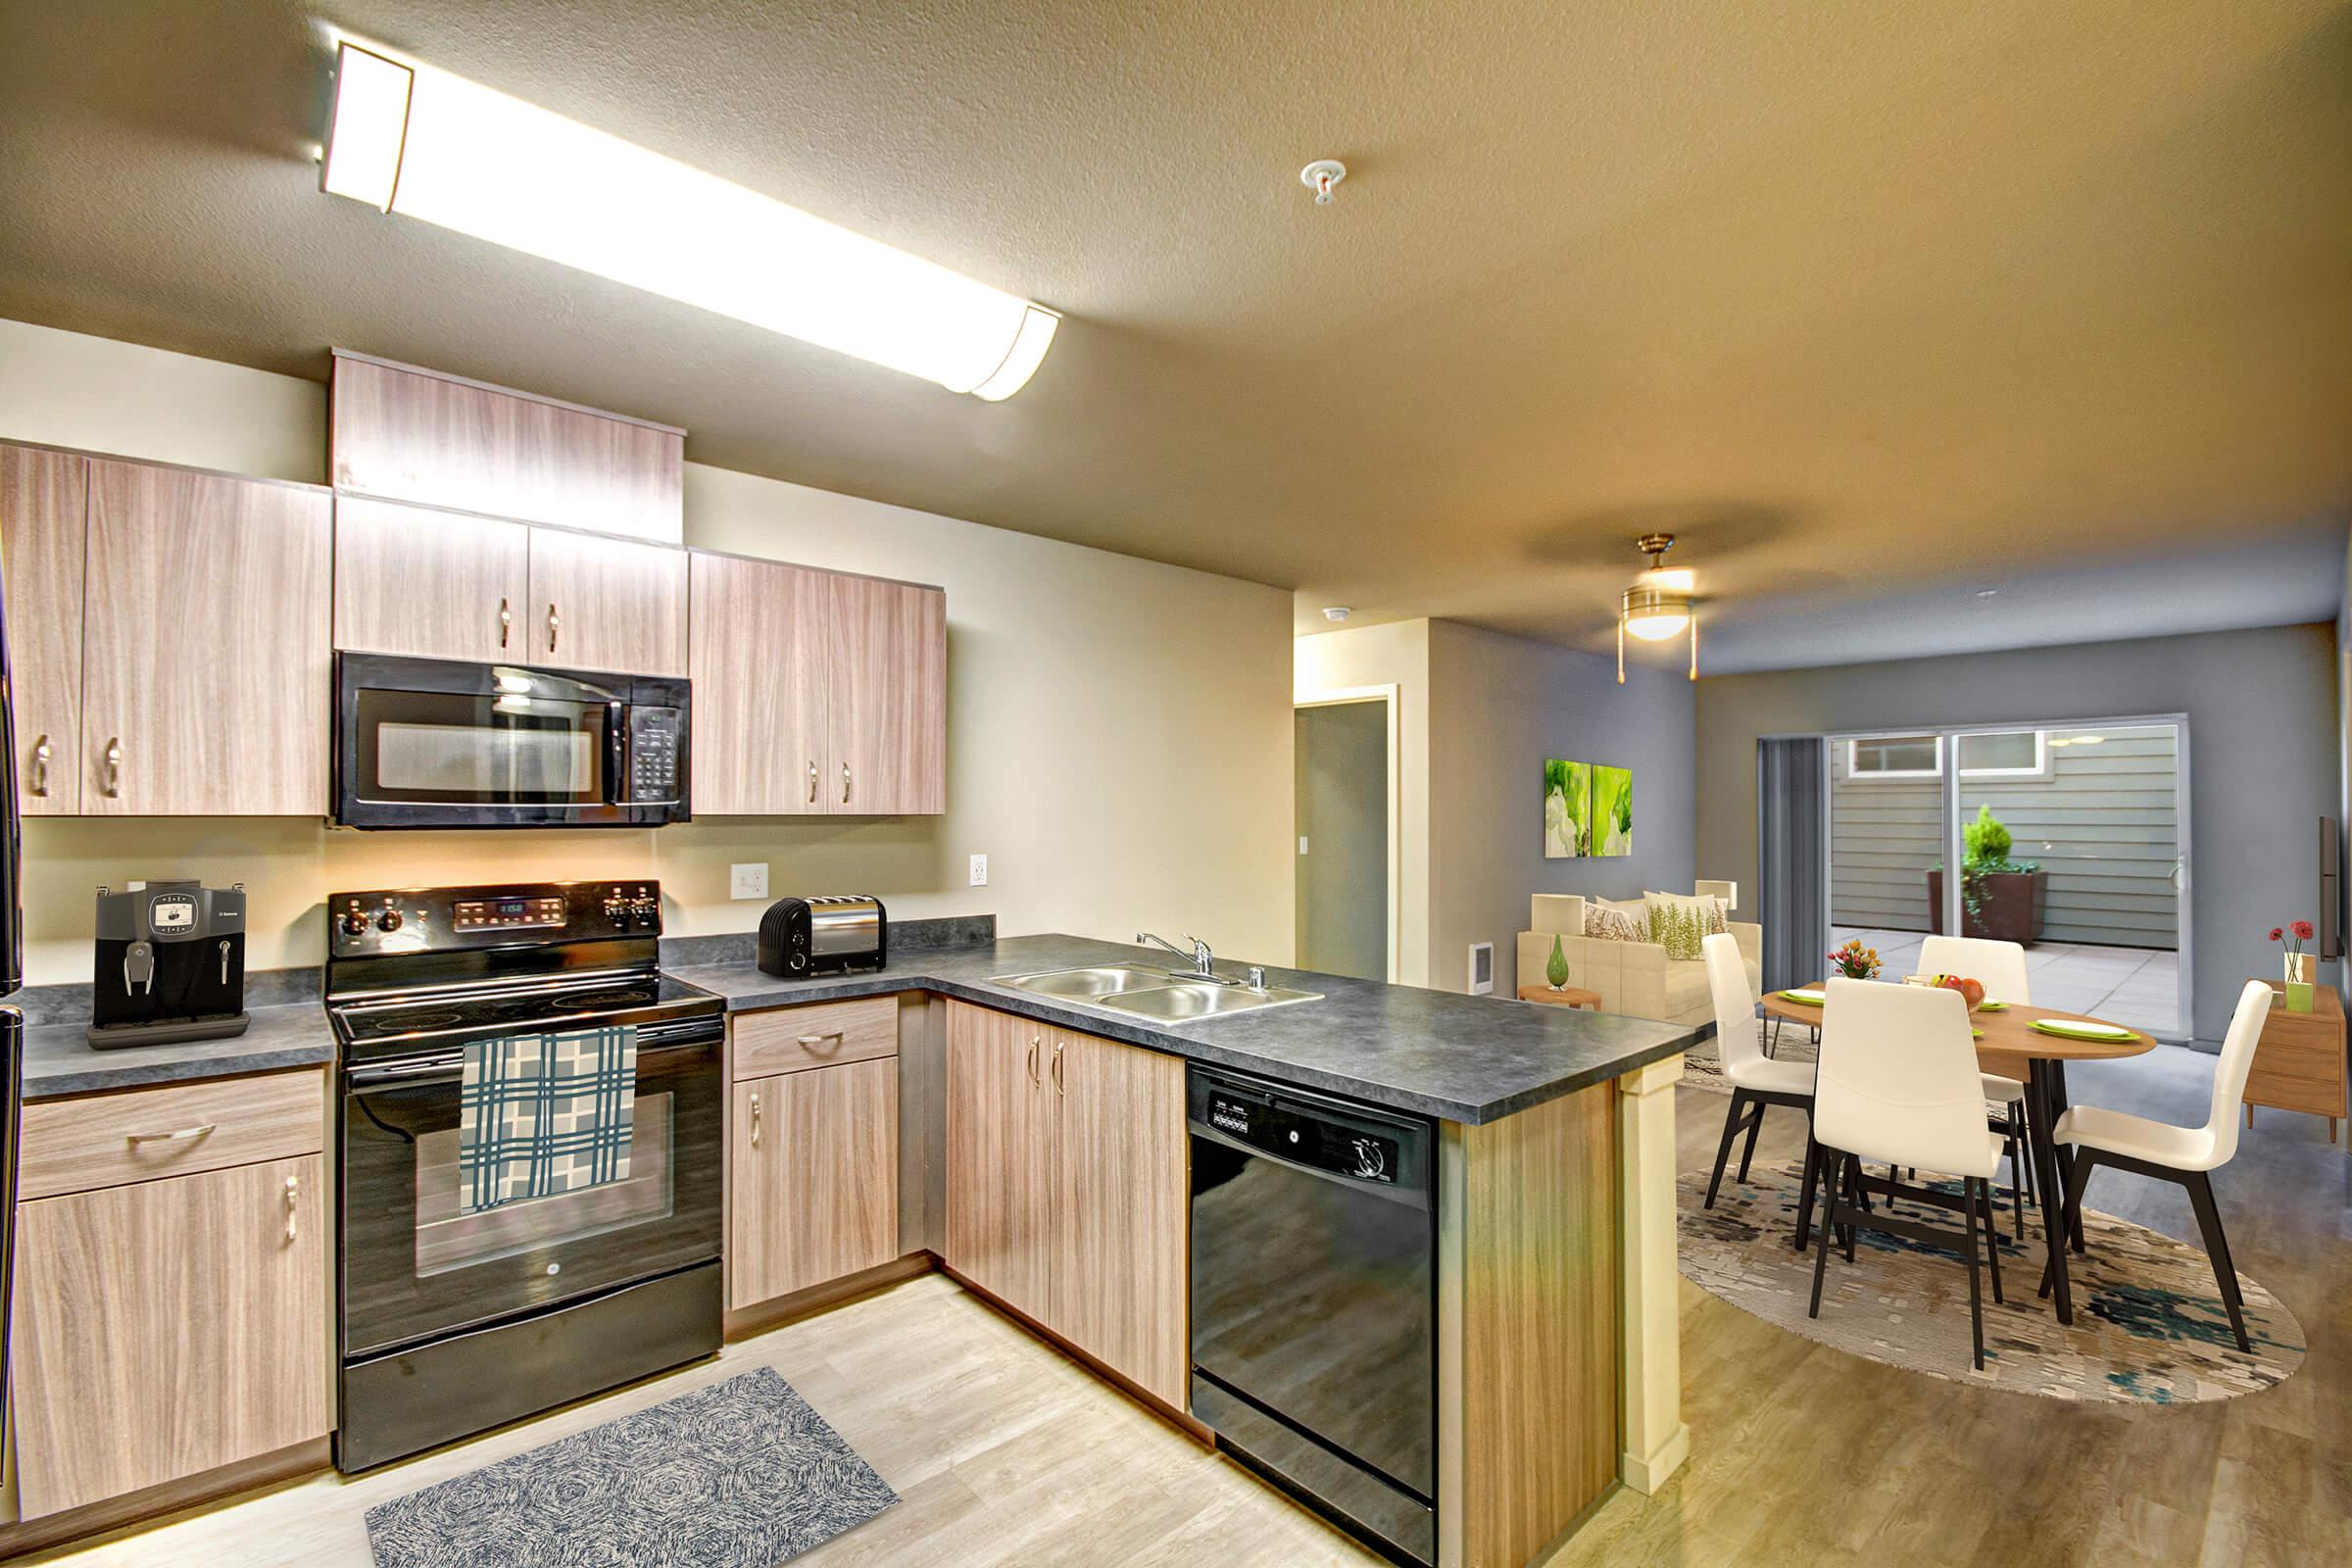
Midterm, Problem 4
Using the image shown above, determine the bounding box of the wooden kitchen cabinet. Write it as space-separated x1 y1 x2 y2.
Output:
946 1003 1060 1324
528 526 688 676
1051 1029 1189 1406
687 549 946 815
0 444 87 814
332 495 529 662
9 1152 330 1517
944 1004 1188 1404
80 461 332 815
728 1057 901 1309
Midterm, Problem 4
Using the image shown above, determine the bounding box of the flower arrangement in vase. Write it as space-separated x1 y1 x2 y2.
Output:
1827 938 1881 981
2271 920 2316 1012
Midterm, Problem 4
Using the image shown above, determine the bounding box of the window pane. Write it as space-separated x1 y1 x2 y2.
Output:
1854 736 1938 773
1958 731 2038 771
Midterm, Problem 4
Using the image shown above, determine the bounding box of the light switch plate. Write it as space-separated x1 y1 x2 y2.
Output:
1298 836 1310 855
969 854 989 887
729 862 768 900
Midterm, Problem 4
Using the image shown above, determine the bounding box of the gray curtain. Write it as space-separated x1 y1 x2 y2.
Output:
1757 736 1829 994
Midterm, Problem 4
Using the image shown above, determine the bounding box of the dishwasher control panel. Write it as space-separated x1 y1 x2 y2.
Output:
1194 1072 1425 1190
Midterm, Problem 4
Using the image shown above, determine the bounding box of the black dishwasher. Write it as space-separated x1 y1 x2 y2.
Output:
1188 1065 1437 1567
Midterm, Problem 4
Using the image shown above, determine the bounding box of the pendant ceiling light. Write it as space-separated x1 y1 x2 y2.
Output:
1617 532 1697 684
318 37 1059 401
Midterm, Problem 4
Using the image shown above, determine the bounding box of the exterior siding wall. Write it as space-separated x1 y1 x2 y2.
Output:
1830 725 2180 949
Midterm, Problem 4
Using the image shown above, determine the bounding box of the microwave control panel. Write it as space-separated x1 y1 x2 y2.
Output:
626 707 684 805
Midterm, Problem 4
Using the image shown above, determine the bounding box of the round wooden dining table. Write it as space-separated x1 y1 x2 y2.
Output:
1759 978 2155 1325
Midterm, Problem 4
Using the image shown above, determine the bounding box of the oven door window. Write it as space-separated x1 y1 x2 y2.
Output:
341 1038 721 1358
354 688 609 806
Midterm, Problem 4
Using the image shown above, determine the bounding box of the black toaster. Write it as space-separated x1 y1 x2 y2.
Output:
758 895 887 978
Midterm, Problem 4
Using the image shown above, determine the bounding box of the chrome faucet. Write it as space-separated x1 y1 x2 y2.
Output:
1137 930 1215 977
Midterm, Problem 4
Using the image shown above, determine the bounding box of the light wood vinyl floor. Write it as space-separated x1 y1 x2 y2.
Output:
24 1045 2345 1568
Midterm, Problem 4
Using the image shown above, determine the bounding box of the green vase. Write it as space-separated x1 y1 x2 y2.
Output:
1545 934 1570 990
2286 980 2315 1013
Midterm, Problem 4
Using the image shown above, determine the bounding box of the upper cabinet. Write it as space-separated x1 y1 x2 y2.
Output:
330 353 684 544
333 497 686 676
526 527 687 676
1 445 88 815
81 462 333 815
333 496 530 662
689 551 946 815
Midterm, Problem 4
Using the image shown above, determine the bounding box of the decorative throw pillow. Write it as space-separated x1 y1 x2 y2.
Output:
1642 891 1727 960
1582 900 1647 943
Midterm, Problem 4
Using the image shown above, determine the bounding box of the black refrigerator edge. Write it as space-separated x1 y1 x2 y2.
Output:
1 515 25 1466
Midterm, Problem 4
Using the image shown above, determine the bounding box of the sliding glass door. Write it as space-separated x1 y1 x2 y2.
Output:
1828 717 2188 1039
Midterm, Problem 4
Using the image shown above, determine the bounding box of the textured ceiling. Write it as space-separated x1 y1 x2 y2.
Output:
3 1 2348 660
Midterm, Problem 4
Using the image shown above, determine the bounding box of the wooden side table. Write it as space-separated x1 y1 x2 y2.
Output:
2244 979 2347 1148
1518 983 1601 1011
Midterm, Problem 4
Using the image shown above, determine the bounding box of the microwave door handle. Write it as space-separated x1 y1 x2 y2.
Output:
609 702 629 803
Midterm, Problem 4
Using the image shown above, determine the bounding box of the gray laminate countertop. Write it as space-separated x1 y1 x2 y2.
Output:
15 1002 338 1102
668 933 1696 1124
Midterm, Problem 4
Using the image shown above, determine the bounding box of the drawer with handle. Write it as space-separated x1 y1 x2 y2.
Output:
17 1068 327 1201
731 997 898 1080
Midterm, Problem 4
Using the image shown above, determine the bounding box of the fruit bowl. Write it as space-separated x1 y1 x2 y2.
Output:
1908 972 1986 1011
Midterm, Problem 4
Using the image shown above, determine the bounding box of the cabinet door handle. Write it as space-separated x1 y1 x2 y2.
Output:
547 603 560 654
1026 1037 1040 1085
284 1174 300 1243
841 762 852 805
1051 1042 1065 1097
499 596 513 649
102 736 122 798
749 1090 761 1147
796 1031 843 1051
127 1122 217 1146
807 760 817 805
28 734 49 797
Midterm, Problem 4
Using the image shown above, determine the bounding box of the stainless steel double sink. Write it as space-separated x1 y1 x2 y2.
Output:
990 963 1320 1021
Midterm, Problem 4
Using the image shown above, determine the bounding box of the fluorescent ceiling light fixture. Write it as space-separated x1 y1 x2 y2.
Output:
319 37 1058 399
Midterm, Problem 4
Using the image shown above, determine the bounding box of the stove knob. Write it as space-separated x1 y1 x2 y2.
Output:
376 907 404 933
339 908 370 938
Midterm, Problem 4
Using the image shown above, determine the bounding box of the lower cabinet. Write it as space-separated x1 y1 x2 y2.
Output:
728 1056 902 1309
945 1003 1188 1407
9 1152 329 1517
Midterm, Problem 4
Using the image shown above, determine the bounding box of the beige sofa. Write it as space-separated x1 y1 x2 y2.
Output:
1515 881 1760 1026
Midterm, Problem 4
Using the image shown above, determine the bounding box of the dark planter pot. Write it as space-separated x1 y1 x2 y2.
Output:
1926 868 2047 946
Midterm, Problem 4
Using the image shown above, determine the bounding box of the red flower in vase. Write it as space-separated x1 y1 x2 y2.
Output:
2269 928 2283 942
2292 920 2315 942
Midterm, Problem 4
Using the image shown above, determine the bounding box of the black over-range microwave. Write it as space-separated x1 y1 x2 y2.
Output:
334 653 690 828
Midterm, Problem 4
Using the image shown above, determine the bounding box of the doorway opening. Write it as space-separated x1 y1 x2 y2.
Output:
1295 687 1399 982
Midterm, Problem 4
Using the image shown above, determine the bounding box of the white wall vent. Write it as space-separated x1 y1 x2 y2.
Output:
1467 942 1494 996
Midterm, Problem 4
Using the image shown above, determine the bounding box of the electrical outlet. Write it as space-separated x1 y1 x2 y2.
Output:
729 862 768 901
1298 836 1310 855
969 854 989 887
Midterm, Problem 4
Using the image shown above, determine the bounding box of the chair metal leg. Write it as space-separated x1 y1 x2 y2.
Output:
1980 1175 2004 1304
1766 1016 1781 1057
1841 1156 1860 1262
1704 1090 1749 1209
1808 1150 1838 1317
1736 1100 1766 1183
2183 1169 2252 1353
1964 1175 1986 1370
1793 1133 1823 1251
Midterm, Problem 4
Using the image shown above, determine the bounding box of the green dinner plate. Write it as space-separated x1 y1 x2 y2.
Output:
2031 1018 2135 1042
1977 1000 2010 1012
1779 988 1826 1005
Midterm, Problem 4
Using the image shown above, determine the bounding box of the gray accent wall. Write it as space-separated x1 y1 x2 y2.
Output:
1428 621 1696 994
1696 622 2339 1044
1296 701 1392 981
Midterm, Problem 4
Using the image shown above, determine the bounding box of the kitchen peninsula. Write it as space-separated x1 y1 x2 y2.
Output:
670 931 1696 1568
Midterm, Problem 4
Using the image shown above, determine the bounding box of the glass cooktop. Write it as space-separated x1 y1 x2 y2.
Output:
331 971 720 1051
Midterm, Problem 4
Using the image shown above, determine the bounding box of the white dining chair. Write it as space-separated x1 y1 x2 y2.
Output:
1918 934 2037 1233
1808 977 2008 1369
1699 932 1816 1213
2039 979 2273 1352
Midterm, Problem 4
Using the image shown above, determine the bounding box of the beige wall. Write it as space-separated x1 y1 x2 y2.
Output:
4 320 1296 985
1294 702 1389 981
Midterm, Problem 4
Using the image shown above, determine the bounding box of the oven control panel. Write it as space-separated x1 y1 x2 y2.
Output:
326 881 665 958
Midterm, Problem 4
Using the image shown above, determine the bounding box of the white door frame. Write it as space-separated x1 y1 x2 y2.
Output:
1295 684 1402 984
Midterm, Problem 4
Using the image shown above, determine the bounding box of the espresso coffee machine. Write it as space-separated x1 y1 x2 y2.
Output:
88 881 250 1048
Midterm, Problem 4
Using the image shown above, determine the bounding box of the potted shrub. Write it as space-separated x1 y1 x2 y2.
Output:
1926 805 2048 944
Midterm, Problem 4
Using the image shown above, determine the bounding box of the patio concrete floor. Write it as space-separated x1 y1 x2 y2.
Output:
1830 925 2183 1038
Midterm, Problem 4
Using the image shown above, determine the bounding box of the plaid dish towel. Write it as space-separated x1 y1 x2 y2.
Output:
458 1025 639 1215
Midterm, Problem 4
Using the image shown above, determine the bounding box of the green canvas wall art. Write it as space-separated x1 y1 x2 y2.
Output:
1592 764 1634 857
1543 759 1592 858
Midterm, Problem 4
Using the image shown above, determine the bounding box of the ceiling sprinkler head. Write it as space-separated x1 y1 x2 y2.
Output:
1322 606 1352 622
1300 160 1347 205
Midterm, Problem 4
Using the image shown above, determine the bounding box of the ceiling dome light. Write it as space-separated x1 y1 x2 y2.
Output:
1617 533 1699 684
319 35 1059 400
1322 606 1352 622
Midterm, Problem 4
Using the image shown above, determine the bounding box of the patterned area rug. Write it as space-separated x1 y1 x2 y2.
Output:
1679 1159 2306 1403
366 1368 898 1567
